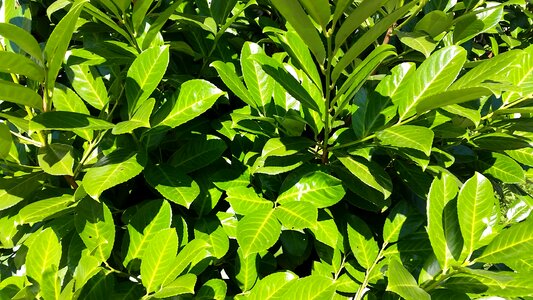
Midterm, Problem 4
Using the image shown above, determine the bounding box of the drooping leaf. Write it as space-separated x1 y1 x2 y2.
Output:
236 208 281 257
386 259 431 300
126 45 169 115
347 215 379 269
276 171 345 208
154 79 225 128
0 52 45 82
82 149 146 200
29 111 114 131
75 198 115 261
225 186 273 215
275 201 318 230
144 164 200 208
0 172 46 211
141 228 178 293
457 172 497 257
38 143 75 176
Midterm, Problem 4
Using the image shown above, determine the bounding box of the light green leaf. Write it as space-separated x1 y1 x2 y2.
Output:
19 194 74 225
168 135 227 173
144 164 200 208
0 122 13 159
38 143 75 176
194 219 229 259
276 171 345 208
280 275 335 299
246 272 297 300
141 0 183 50
506 45 533 101
126 45 169 115
479 152 525 184
416 87 493 113
427 174 463 271
152 274 196 299
506 148 533 167
112 98 154 135
444 272 533 297
397 31 437 58
141 228 178 293
337 155 393 199
29 111 114 131
298 0 330 29
225 186 273 215
0 80 42 109
269 0 325 63
155 79 225 128
75 198 115 261
0 23 43 62
0 172 46 210
335 0 389 48
347 215 379 269
0 52 44 82
66 64 109 110
236 208 281 257
414 10 453 38
82 149 146 200
73 254 101 289
394 46 467 120
383 201 421 244
377 125 434 156
210 61 255 108
478 218 533 263
162 239 210 285
26 228 62 286
123 200 172 268
197 278 227 300
386 259 431 300
44 0 88 89
241 42 275 113
51 84 92 140
453 4 503 45
275 201 318 230
235 248 258 292
457 172 496 257
260 137 314 158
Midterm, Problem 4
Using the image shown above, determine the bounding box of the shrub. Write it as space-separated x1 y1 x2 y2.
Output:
1 0 533 299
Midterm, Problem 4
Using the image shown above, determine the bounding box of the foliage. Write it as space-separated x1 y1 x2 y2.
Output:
1 0 533 299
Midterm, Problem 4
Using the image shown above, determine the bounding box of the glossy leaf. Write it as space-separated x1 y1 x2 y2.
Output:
0 80 42 109
0 23 43 61
347 215 379 269
236 208 281 257
30 111 114 131
211 61 255 108
225 186 273 215
478 218 533 263
152 274 196 298
66 64 109 110
457 172 497 257
386 259 431 300
144 164 200 208
0 52 44 81
141 228 178 293
0 172 46 210
241 42 275 112
248 271 298 300
416 87 492 113
162 239 210 285
75 198 115 261
197 279 227 300
38 144 75 176
235 248 258 291
478 152 525 184
337 155 393 200
377 125 434 156
280 275 335 299
26 228 62 286
275 201 318 230
276 171 345 208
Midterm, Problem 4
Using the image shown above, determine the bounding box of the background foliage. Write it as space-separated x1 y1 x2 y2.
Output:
1 0 533 299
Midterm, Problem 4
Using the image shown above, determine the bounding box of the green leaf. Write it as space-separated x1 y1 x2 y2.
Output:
0 80 42 109
210 0 237 24
457 172 497 257
472 133 531 151
397 31 437 58
337 155 393 200
241 42 275 113
377 125 434 156
298 0 330 29
162 239 210 285
38 143 75 176
394 46 467 120
416 87 493 113
51 84 92 140
126 45 169 115
280 275 335 299
112 98 154 135
82 149 146 200
144 164 200 208
383 201 421 244
141 0 183 50
277 171 345 208
506 45 533 101
225 186 273 215
414 10 453 38
478 152 525 184
269 0 325 63
197 278 227 300
427 173 463 271
506 148 533 167
453 4 503 45
75 198 115 261
235 248 258 292
155 79 225 128
0 122 13 159
335 0 389 48
0 172 46 210
66 64 109 110
444 272 533 297
26 228 62 286
29 111 114 131
123 200 172 268
194 219 229 259
386 259 431 300
210 61 255 108
248 271 298 300
152 274 196 298
478 218 533 263
168 135 227 173
0 52 44 82
275 201 318 230
19 194 74 225
347 215 379 269
236 208 281 257
141 228 178 293
0 23 43 62
44 0 88 89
